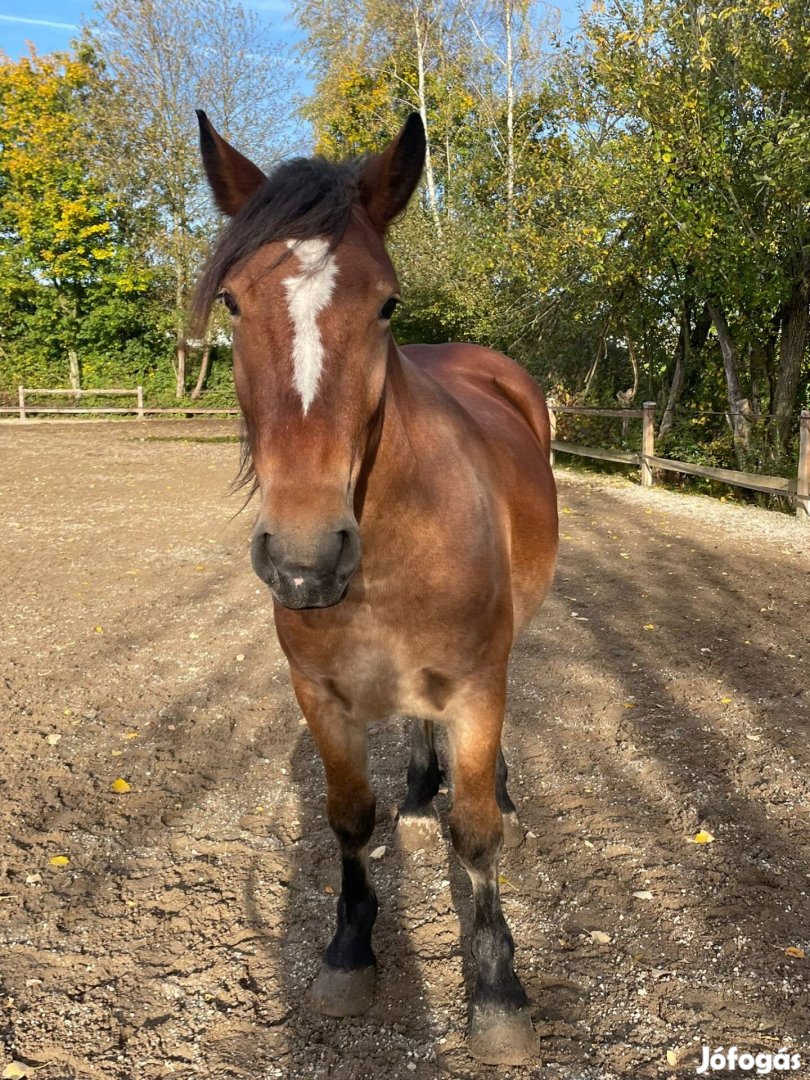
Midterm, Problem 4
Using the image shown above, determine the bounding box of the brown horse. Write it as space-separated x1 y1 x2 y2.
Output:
195 110 558 1065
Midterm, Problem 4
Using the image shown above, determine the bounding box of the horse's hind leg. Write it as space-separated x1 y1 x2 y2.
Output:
448 697 535 1065
496 747 524 849
293 675 378 1017
396 718 442 851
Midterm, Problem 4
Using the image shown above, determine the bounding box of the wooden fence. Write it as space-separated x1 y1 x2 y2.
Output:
3 386 239 419
549 402 810 520
3 387 808 519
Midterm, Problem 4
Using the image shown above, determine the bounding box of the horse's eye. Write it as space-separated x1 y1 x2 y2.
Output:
219 290 240 317
379 297 399 321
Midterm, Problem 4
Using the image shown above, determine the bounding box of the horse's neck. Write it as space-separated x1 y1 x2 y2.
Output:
362 345 436 516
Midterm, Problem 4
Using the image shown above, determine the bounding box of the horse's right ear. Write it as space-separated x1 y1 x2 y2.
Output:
196 110 266 217
359 113 426 232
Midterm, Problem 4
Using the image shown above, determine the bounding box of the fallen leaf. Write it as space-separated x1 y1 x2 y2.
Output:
123 731 140 740
666 1049 679 1067
94 626 104 634
784 946 806 959
3 1062 33 1078
632 890 654 900
589 930 611 945
498 874 518 892
720 697 733 704
369 846 386 860
24 874 42 886
690 830 715 844
49 856 69 867
323 885 334 895
110 778 131 794
45 734 61 746
111 750 123 758
643 623 656 630
622 702 636 709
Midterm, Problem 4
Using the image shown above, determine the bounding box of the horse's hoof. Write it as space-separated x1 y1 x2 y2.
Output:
502 811 524 850
395 809 441 852
468 1006 536 1065
308 963 376 1017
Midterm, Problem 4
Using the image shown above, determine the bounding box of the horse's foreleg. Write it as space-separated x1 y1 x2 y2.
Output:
448 704 535 1065
396 718 442 851
294 678 377 1017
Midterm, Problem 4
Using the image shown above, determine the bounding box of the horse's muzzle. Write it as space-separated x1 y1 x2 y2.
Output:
251 526 361 609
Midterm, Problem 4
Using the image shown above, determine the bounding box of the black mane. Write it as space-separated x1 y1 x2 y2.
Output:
193 154 363 330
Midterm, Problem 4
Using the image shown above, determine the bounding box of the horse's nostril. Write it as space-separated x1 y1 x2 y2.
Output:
251 530 280 584
335 527 362 577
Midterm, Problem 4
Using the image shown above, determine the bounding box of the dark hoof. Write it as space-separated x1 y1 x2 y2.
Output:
309 963 376 1017
468 1006 536 1065
502 811 524 850
395 809 441 852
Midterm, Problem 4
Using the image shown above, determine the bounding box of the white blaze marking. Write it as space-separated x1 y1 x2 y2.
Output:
283 238 337 413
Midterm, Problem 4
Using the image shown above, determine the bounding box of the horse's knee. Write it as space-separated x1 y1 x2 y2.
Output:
449 796 503 873
327 785 376 852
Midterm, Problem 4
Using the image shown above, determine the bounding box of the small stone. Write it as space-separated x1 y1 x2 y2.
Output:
370 845 386 860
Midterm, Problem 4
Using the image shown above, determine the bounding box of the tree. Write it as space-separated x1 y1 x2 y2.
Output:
0 45 158 394
88 0 296 397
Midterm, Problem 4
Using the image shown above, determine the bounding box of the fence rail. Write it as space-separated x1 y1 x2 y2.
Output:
4 388 808 519
549 402 810 520
4 386 240 419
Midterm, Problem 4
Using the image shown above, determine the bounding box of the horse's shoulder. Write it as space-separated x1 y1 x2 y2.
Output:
400 343 550 451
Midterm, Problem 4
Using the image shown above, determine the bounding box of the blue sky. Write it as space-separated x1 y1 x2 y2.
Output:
0 0 304 58
1 0 582 62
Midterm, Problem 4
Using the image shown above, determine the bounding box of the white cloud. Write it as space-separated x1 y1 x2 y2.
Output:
0 13 78 30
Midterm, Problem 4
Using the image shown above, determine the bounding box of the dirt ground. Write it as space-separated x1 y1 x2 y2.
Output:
0 420 808 1080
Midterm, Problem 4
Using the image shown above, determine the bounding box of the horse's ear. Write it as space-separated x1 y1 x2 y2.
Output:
196 109 266 217
359 113 426 232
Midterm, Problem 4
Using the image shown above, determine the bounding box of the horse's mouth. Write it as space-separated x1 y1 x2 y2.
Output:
270 577 351 611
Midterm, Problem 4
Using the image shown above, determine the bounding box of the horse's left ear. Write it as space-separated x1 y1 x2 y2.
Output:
196 109 266 216
359 113 426 232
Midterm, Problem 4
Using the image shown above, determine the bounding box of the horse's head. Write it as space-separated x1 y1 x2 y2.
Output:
195 113 425 609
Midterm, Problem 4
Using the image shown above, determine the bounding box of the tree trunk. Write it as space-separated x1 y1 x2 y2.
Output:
708 301 752 464
190 342 212 401
175 267 187 399
772 270 809 452
504 0 515 223
68 347 81 401
413 3 442 238
618 328 639 438
658 300 710 437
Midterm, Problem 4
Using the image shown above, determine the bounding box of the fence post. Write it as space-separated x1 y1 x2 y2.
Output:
797 409 810 520
18 385 26 420
137 386 144 420
641 401 656 487
548 404 556 468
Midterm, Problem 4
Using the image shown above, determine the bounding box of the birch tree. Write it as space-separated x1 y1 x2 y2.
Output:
89 0 295 397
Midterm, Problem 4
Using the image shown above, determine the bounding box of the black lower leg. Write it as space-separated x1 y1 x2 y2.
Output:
496 747 517 816
323 788 378 971
399 719 442 817
325 853 378 971
470 877 527 1012
449 808 527 1016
